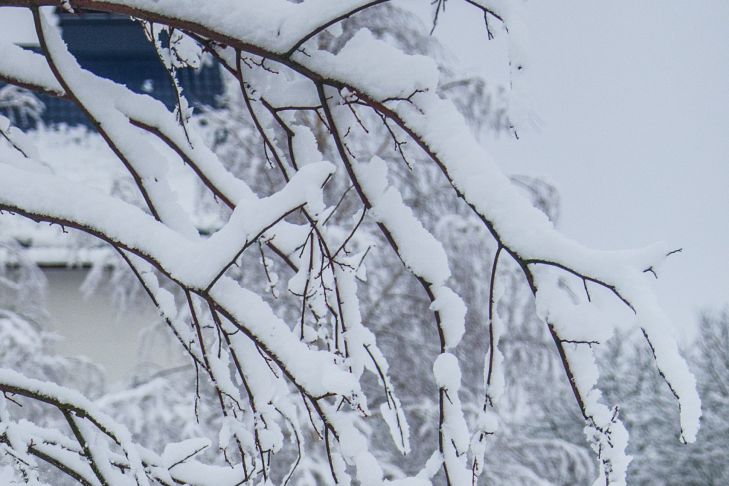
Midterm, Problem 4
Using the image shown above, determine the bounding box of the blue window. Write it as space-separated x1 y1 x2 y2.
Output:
2 9 223 128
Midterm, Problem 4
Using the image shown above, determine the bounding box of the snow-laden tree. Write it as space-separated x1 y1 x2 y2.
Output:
595 313 729 485
0 2 700 485
681 311 729 484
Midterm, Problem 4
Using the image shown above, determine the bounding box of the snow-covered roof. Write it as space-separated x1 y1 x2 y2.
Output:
0 125 221 267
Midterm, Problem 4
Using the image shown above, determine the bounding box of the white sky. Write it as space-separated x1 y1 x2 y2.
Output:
418 0 729 342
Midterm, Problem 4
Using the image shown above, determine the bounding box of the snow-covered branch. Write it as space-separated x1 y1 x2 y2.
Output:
0 2 699 485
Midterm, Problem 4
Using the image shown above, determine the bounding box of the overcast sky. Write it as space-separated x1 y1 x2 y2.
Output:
415 0 729 342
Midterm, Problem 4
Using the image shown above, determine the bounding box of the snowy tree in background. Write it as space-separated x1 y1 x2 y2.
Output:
680 312 729 484
595 313 729 485
0 2 701 485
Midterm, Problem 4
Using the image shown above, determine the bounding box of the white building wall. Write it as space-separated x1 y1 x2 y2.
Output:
44 268 183 383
